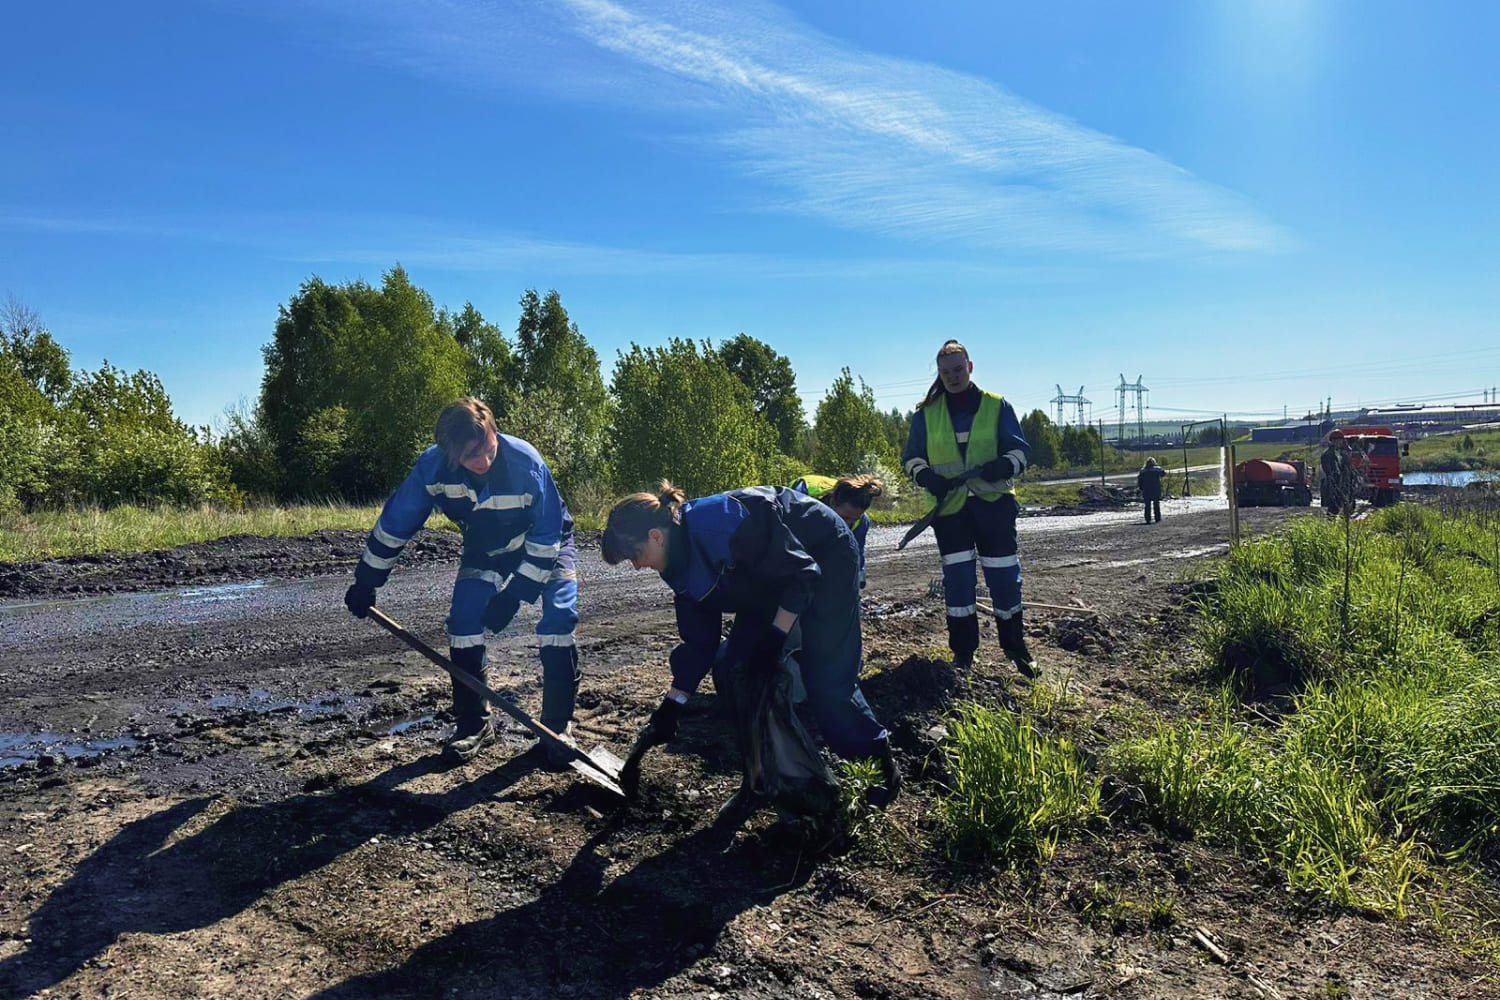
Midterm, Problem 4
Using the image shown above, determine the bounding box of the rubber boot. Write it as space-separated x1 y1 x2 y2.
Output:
446 646 494 759
997 612 1040 679
716 773 765 827
947 614 979 672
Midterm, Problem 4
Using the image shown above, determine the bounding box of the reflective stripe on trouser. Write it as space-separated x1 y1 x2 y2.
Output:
794 512 888 761
445 542 582 730
933 495 1024 654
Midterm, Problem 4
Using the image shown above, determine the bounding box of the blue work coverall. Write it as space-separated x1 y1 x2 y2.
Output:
353 436 579 733
660 486 888 762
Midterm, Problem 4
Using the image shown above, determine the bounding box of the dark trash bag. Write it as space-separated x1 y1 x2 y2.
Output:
732 656 841 826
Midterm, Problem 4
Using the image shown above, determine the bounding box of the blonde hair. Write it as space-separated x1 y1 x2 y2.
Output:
435 397 498 466
602 480 686 564
918 340 970 409
830 473 884 513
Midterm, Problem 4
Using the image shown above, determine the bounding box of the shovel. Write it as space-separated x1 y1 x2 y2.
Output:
898 470 981 549
367 607 626 798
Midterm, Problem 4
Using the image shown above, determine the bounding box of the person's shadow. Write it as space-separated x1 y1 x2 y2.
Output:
0 752 542 998
306 814 814 999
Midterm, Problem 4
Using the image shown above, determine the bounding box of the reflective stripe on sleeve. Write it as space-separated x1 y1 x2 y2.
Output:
427 482 477 503
475 494 533 511
524 539 561 559
516 561 549 583
487 531 529 557
1004 448 1028 473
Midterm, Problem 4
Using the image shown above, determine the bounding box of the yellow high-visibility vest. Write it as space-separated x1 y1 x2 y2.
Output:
922 390 1013 515
792 474 837 498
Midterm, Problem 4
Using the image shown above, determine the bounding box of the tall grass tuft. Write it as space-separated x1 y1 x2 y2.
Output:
939 702 1100 863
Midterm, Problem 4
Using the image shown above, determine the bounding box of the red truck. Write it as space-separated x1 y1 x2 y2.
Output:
1335 425 1403 507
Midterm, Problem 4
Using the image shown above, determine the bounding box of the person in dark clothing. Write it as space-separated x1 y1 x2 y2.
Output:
1320 431 1354 517
1137 457 1167 523
791 473 883 589
343 398 580 765
602 482 900 814
901 339 1037 677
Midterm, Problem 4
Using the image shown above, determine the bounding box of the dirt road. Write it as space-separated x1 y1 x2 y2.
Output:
1 499 1487 999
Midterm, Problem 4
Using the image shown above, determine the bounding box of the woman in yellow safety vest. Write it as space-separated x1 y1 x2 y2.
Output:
901 340 1037 677
790 473 882 588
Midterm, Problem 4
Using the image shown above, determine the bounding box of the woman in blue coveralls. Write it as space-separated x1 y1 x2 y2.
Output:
902 340 1038 678
601 481 900 811
343 397 581 764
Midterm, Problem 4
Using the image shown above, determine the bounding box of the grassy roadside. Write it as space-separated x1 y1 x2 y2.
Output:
4 469 1234 561
918 501 1500 924
0 503 460 563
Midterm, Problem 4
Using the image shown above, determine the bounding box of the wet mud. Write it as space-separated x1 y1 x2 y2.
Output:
1 501 1492 999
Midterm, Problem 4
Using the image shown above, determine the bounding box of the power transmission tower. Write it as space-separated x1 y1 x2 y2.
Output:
1051 384 1091 426
1115 374 1148 443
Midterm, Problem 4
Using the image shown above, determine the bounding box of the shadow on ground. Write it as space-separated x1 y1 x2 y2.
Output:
0 753 538 997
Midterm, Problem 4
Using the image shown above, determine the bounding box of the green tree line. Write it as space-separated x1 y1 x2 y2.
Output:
1 268 1099 514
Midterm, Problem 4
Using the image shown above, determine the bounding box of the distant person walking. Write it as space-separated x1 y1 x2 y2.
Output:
1137 457 1167 523
901 339 1037 678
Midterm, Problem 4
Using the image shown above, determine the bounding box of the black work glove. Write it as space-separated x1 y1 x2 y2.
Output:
644 696 683 744
483 590 521 633
915 467 951 500
979 456 1019 481
748 625 789 675
344 582 376 619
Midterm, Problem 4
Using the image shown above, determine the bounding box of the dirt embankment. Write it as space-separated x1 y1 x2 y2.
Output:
0 503 1491 999
0 530 462 601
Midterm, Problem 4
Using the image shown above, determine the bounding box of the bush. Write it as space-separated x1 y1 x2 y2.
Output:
72 425 232 507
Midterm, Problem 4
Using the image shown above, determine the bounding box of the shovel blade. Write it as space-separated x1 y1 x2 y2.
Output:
570 758 626 799
585 745 626 778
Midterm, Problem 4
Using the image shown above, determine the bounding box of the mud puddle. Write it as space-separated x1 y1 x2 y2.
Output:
0 732 142 769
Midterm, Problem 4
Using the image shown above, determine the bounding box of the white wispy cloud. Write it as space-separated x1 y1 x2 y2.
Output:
0 209 1076 282
266 0 1286 257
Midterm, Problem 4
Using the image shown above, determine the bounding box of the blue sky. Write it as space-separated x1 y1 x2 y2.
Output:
4 0 1497 430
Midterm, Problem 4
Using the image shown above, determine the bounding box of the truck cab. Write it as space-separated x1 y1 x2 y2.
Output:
1336 425 1403 507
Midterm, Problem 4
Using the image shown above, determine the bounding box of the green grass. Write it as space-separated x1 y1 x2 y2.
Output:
1108 505 1500 915
1404 428 1500 473
0 503 461 562
939 702 1101 864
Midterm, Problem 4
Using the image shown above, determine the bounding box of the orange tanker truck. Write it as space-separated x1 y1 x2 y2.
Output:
1234 459 1314 507
1335 426 1403 507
